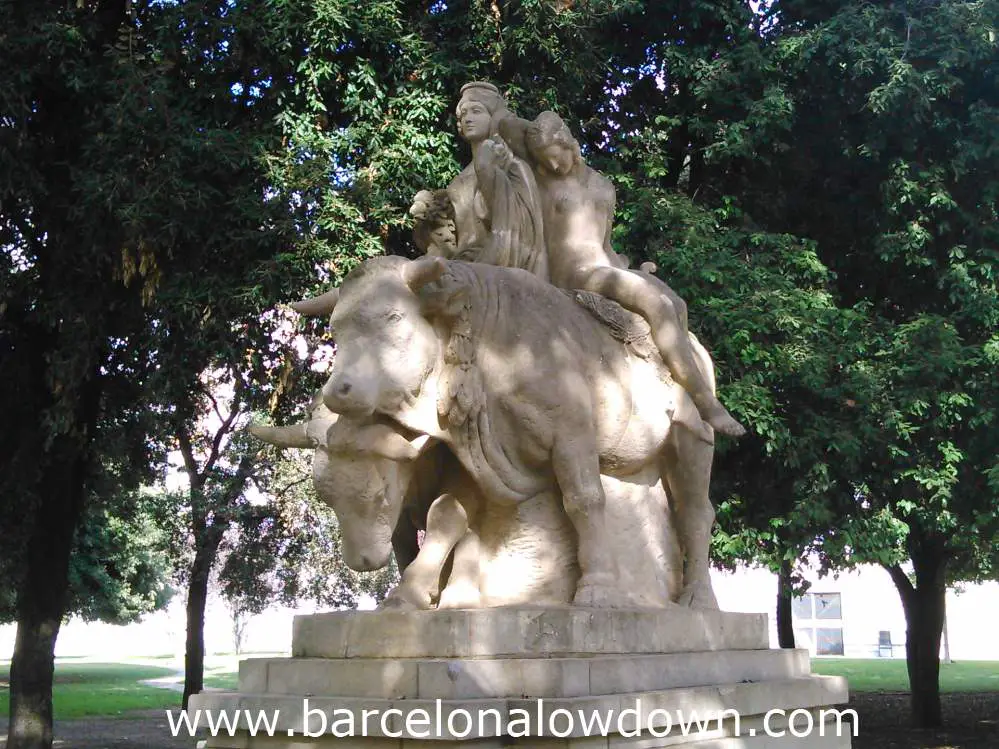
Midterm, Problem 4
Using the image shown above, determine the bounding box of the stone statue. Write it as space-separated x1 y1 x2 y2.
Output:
288 254 719 608
206 82 850 749
498 110 745 438
250 81 748 611
411 82 548 279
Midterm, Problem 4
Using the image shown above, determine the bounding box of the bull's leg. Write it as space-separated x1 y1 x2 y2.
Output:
662 424 719 610
571 264 744 438
380 494 468 610
438 530 482 609
391 507 421 574
552 434 624 608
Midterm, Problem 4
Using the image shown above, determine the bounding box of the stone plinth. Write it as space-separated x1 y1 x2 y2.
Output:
190 608 853 748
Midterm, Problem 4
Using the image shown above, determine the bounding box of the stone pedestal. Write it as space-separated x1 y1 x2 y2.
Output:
191 608 852 748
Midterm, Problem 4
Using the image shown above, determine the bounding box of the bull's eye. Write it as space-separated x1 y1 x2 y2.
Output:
386 310 403 323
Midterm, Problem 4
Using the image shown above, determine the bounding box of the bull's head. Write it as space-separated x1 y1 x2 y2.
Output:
249 397 426 572
292 256 466 419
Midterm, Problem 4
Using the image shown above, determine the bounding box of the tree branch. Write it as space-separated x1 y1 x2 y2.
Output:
884 563 916 613
204 377 245 476
175 424 203 492
274 474 311 500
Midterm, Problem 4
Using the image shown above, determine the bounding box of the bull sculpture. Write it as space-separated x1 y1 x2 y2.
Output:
250 397 582 609
280 254 719 610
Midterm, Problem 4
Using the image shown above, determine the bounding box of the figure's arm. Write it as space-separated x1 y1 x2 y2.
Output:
497 114 533 163
601 178 629 268
472 139 514 213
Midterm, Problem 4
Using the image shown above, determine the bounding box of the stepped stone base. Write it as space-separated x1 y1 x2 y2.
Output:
190 608 853 748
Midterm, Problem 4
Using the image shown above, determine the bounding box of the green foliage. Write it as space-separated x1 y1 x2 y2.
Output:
217 448 397 615
731 0 999 585
65 497 173 625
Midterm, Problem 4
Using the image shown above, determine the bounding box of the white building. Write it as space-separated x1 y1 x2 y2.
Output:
713 564 999 660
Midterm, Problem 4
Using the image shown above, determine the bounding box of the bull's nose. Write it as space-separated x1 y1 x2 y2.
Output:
322 374 376 417
323 377 359 412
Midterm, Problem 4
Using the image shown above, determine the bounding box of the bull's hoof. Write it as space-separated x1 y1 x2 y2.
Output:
572 574 632 608
438 581 481 610
676 580 720 610
378 586 430 611
377 596 419 612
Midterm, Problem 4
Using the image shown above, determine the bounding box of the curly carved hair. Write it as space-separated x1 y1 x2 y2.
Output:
525 111 580 160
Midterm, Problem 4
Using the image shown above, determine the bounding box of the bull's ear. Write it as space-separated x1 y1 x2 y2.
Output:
354 424 423 462
403 256 447 291
248 423 313 449
417 274 469 319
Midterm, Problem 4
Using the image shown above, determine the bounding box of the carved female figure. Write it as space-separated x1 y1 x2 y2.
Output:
411 82 548 280
500 111 745 438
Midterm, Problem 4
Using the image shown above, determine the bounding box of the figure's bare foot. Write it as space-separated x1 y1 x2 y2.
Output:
696 397 746 438
707 410 746 438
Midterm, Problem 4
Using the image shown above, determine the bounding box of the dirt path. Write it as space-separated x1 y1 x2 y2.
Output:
0 710 199 749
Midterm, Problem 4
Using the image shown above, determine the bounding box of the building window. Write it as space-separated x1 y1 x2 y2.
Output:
816 628 845 656
792 592 844 656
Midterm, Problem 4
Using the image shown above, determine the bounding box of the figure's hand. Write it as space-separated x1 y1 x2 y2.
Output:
409 189 436 220
476 138 512 172
489 139 512 169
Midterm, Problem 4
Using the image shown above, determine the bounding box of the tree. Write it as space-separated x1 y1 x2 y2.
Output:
0 0 304 744
716 0 999 726
0 3 174 745
608 179 870 650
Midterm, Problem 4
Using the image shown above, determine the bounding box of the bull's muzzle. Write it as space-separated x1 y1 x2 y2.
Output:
322 374 374 416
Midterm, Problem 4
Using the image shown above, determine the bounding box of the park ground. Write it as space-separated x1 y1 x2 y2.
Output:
1 658 997 748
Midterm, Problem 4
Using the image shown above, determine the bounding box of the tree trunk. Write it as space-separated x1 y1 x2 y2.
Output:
776 557 796 649
8 612 64 749
886 554 947 728
8 430 92 749
182 532 223 709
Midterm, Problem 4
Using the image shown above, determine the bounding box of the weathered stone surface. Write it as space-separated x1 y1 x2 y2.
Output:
243 650 808 701
291 609 769 660
192 675 851 747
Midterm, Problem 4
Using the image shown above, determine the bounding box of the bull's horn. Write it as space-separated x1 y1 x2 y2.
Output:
350 423 423 462
247 423 313 449
403 256 447 291
290 288 340 317
640 261 657 274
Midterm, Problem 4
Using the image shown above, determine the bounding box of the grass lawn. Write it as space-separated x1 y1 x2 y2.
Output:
812 657 999 693
203 671 238 689
0 661 181 719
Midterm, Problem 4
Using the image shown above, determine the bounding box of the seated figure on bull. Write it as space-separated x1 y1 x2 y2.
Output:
410 81 548 280
395 83 731 609
497 110 746 439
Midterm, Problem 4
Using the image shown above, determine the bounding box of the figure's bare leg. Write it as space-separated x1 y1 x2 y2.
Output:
662 425 719 609
381 494 468 610
552 432 621 607
438 530 482 609
571 264 745 437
